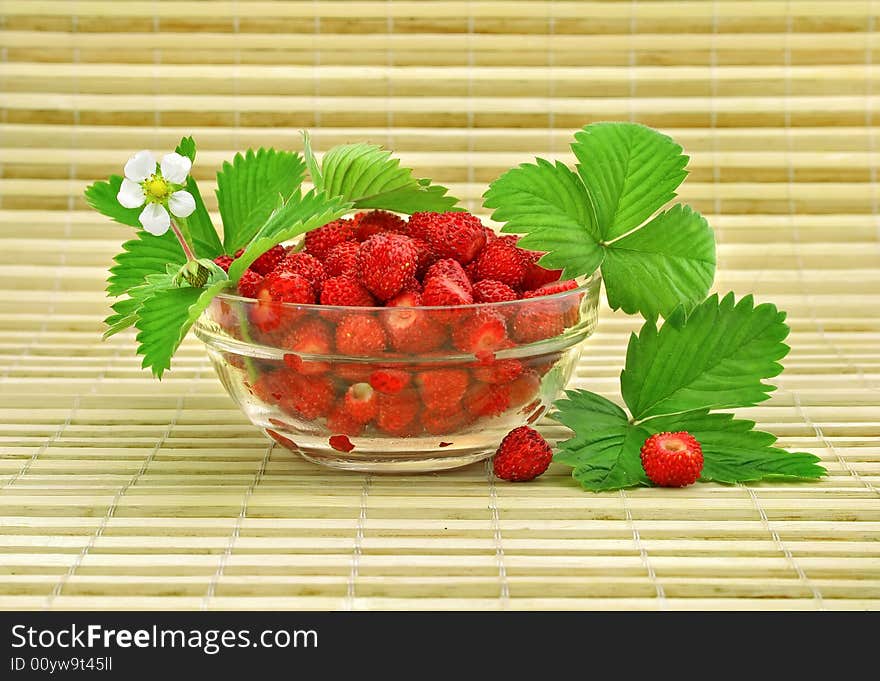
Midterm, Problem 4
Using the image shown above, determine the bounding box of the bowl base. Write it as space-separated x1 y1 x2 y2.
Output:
296 448 493 473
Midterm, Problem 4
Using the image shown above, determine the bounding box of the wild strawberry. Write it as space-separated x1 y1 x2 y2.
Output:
280 374 335 420
410 238 438 276
274 252 327 292
369 368 411 394
473 358 523 385
521 250 563 290
332 362 374 384
424 259 472 292
327 407 365 437
357 233 419 301
463 382 511 418
406 211 438 242
512 298 567 344
422 408 471 435
523 280 580 327
250 272 315 333
343 382 379 424
524 279 578 298
251 367 297 404
382 292 447 353
335 314 387 356
492 426 553 482
376 392 421 436
421 275 473 310
304 218 357 260
451 309 508 354
472 279 518 305
354 209 407 240
508 370 541 408
416 369 469 413
324 241 361 278
237 269 263 298
239 244 286 276
281 318 333 375
471 238 529 288
640 431 704 488
423 212 486 264
482 226 498 244
320 276 376 307
213 254 234 272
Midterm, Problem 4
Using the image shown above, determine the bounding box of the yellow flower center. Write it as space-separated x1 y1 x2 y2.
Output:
145 176 169 200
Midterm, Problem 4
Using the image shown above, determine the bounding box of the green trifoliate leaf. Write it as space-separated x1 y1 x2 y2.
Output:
551 390 650 492
483 158 603 279
645 411 826 484
107 230 186 297
216 147 307 253
104 271 175 338
227 190 351 282
571 122 688 241
621 293 791 422
135 279 231 379
84 175 143 228
319 142 459 213
602 205 715 320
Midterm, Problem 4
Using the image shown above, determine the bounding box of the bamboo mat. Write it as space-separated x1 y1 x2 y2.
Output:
0 0 878 611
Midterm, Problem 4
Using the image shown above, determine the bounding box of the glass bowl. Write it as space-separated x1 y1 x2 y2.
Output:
193 272 600 472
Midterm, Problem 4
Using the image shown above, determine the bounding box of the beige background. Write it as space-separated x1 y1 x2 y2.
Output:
0 0 878 610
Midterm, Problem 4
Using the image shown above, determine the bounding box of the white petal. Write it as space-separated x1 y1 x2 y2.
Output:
117 178 146 208
168 190 196 218
160 152 192 184
124 150 157 182
139 203 171 235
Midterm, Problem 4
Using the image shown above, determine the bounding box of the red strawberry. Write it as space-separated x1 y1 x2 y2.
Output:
320 276 376 307
304 218 357 260
473 358 523 385
251 367 297 404
369 368 411 394
406 211 438 242
416 369 469 413
410 238 438 276
523 279 580 328
354 209 407 240
424 258 472 292
357 233 419 301
335 314 387 356
512 299 566 344
422 408 471 435
472 279 518 305
238 244 286 276
324 241 360 278
451 309 508 354
382 292 447 353
343 382 379 424
332 362 374 384
522 251 563 290
471 238 529 288
508 370 541 408
213 254 234 272
423 212 486 264
640 431 704 488
463 382 511 418
327 407 365 437
280 374 335 420
250 272 315 333
492 426 553 482
282 318 333 375
421 275 473 309
237 269 263 298
274 251 327 291
482 226 498 244
376 392 420 436
524 279 578 298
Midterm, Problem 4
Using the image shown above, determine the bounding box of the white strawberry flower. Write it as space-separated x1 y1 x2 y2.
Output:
116 150 196 235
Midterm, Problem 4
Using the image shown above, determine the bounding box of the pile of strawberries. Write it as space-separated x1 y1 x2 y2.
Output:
211 210 582 442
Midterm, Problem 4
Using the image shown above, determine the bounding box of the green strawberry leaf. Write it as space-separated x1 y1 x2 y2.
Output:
227 189 351 282
135 279 231 379
602 205 715 320
302 130 323 192
483 158 603 279
621 293 791 422
84 175 143 228
645 411 826 484
482 122 714 320
173 136 223 258
216 147 307 253
319 142 459 214
104 271 175 338
551 390 650 492
571 122 688 241
107 230 186 297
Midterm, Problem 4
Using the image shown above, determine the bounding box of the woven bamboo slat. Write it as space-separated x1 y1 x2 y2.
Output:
0 0 878 611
